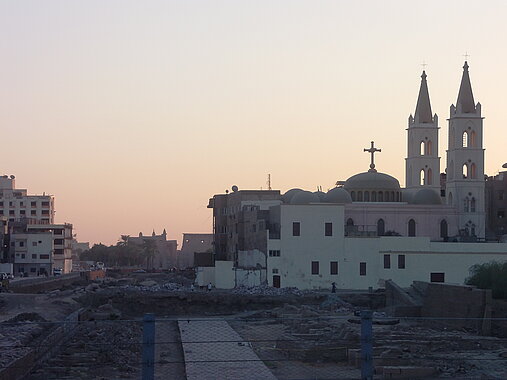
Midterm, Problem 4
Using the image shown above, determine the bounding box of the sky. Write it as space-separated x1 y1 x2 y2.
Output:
1 0 507 246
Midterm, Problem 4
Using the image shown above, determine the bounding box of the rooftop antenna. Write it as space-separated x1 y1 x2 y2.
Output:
267 174 272 190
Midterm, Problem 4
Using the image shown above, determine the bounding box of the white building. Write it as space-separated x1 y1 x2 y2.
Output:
0 176 54 224
204 62 507 290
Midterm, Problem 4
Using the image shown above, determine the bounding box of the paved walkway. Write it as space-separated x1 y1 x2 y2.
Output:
178 318 277 380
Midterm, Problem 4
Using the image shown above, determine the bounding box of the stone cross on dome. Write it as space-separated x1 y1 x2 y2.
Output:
364 141 381 172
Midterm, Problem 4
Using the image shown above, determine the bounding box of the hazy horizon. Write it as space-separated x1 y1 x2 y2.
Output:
2 1 507 246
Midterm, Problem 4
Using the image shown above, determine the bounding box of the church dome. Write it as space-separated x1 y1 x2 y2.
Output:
282 188 303 203
290 191 321 205
324 187 352 203
411 188 442 205
314 191 327 201
344 171 401 191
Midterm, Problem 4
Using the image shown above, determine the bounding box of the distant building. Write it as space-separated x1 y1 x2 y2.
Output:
207 189 281 261
8 221 73 275
128 229 177 270
485 171 507 240
178 233 213 268
0 175 54 224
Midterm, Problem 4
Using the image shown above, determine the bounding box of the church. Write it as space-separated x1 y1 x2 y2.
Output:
283 61 484 242
205 62 507 290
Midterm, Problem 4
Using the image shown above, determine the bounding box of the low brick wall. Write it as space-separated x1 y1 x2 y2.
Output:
9 273 82 293
0 308 86 380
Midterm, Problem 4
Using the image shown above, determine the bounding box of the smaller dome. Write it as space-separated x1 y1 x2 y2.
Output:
324 187 352 203
282 188 303 203
314 191 327 201
291 191 321 205
411 188 442 205
401 190 414 203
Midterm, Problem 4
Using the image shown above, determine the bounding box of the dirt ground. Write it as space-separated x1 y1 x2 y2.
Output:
2 272 507 379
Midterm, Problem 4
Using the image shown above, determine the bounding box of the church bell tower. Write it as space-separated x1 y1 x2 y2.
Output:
445 61 485 239
405 71 440 193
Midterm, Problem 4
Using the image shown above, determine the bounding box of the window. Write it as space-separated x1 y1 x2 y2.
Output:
31 201 37 207
498 191 504 201
378 191 383 202
330 261 338 275
54 239 64 245
19 241 25 247
408 219 416 237
358 191 363 201
471 198 476 213
21 254 25 259
420 141 425 155
252 224 257 232
430 272 445 283
463 164 468 179
470 131 476 147
426 140 432 155
377 219 385 236
42 201 50 207
420 169 425 186
383 254 391 269
32 254 37 259
346 218 354 226
440 220 448 239
364 191 370 202
497 210 505 219
9 201 14 207
470 163 476 179
54 249 64 255
293 222 300 236
40 254 50 260
325 222 333 236
311 261 319 275
31 210 36 216
372 191 377 202
462 131 469 147
269 250 280 257
351 191 356 201
360 262 367 276
0 210 3 215
427 168 432 185
9 210 14 216
398 254 406 269
272 268 279 274
30 268 36 273
0 201 3 206
20 202 24 207
42 210 50 215
20 210 26 215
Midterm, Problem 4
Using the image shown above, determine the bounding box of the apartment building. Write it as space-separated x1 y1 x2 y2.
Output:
0 175 54 224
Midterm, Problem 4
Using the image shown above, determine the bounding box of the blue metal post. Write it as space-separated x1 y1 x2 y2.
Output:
360 310 373 380
142 313 155 380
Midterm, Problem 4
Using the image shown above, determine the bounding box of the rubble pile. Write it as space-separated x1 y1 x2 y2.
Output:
232 285 307 296
0 313 49 368
27 320 142 380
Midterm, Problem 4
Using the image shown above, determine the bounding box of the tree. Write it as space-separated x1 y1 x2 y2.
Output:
143 239 157 270
466 261 507 299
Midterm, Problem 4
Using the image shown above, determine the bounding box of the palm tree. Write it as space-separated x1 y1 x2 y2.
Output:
143 239 157 270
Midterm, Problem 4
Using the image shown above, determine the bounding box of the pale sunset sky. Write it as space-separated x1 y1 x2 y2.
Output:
1 1 506 246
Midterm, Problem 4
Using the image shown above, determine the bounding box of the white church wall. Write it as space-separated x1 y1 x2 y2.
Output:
345 203 459 240
267 203 507 290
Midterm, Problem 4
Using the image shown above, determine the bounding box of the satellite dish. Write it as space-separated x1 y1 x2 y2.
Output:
232 185 238 192
502 163 507 169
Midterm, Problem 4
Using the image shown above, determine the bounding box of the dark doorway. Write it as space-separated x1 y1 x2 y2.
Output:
440 219 448 239
272 275 281 288
408 219 416 237
377 219 385 236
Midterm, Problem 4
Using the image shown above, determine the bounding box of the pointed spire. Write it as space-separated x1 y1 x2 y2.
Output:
456 61 475 113
414 71 433 123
